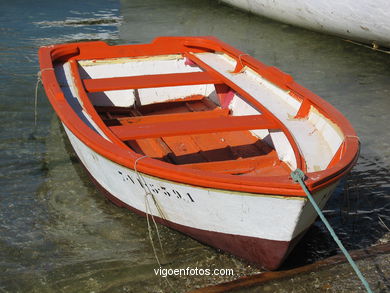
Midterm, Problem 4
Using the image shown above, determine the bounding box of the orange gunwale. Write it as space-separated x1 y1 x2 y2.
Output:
38 36 360 197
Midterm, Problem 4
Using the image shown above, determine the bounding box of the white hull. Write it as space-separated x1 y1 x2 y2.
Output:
57 51 339 267
63 123 336 247
221 0 390 48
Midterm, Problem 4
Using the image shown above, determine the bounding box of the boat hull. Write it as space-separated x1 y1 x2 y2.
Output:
38 37 359 269
63 123 337 269
221 0 390 48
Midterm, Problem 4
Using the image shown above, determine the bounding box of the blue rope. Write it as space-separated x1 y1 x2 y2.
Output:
291 169 373 293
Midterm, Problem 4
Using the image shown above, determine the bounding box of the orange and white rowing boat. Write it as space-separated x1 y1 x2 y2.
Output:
38 36 359 270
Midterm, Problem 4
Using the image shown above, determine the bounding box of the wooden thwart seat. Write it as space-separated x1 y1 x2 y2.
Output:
109 114 279 140
185 155 290 176
118 108 229 125
83 71 223 92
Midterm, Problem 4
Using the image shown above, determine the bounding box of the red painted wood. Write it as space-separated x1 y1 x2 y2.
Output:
295 98 312 118
327 141 345 168
83 71 223 92
68 59 129 149
118 108 229 125
184 52 307 172
186 154 287 174
110 114 279 140
215 84 235 109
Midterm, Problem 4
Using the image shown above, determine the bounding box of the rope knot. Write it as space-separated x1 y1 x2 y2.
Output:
291 168 306 182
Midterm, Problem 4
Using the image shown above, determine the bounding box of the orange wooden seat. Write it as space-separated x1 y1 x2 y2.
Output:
185 154 289 176
118 108 230 160
83 71 223 92
109 114 278 140
118 108 229 125
100 95 283 175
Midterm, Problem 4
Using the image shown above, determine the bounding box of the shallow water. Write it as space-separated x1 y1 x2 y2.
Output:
0 0 389 292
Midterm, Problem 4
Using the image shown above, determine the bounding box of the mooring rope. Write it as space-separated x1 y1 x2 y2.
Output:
34 68 54 127
133 155 175 290
344 39 390 54
291 168 373 293
378 216 390 232
134 156 166 262
34 71 42 128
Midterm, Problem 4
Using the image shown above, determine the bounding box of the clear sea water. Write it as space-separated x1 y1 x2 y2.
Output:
0 0 389 292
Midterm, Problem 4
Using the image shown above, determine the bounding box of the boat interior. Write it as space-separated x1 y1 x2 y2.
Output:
94 96 290 176
56 49 345 177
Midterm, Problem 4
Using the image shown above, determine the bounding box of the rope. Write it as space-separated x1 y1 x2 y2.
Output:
378 216 390 232
344 39 390 54
291 169 373 293
34 72 42 128
134 156 165 261
34 68 54 127
135 157 166 253
134 156 175 290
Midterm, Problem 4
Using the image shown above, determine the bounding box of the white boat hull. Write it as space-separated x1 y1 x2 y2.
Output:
63 123 337 269
38 38 359 269
221 0 390 48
